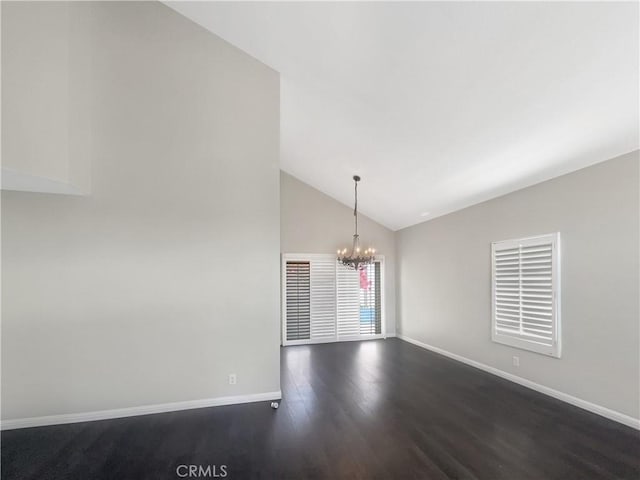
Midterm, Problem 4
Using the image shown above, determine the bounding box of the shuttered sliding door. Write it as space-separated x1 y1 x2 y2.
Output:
282 254 384 346
491 233 560 357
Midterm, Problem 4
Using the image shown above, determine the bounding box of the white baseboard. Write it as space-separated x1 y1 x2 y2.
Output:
396 334 640 430
1 390 282 431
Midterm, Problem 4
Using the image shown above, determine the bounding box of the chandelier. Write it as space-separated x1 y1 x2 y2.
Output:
337 175 376 270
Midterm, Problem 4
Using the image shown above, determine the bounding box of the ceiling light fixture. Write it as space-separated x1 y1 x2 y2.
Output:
337 175 376 270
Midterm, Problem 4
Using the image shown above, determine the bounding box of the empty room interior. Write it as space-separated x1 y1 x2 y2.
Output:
1 1 639 479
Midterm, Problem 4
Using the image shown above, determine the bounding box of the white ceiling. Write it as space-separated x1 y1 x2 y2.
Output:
167 1 639 231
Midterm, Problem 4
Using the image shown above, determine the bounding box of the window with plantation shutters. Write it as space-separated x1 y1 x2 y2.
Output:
491 233 561 357
282 254 384 346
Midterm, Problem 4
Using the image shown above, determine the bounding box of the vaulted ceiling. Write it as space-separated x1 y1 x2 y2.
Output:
167 1 639 230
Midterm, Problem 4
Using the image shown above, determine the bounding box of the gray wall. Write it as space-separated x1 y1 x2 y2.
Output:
280 171 397 335
1 1 281 420
397 151 639 419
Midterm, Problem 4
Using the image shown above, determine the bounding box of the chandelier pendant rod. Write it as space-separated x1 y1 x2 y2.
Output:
353 176 359 252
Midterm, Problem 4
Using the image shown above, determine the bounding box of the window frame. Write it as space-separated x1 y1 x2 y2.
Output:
491 233 561 358
281 253 386 346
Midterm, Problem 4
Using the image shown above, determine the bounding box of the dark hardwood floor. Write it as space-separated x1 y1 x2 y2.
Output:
2 338 639 479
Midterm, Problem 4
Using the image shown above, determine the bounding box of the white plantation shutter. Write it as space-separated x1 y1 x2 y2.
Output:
336 262 361 338
492 233 561 357
336 261 383 339
310 258 336 340
359 262 382 335
285 261 310 342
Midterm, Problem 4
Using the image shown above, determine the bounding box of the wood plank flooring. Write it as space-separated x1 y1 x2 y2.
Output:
2 338 639 479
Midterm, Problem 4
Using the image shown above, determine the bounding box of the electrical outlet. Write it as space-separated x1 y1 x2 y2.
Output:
228 373 237 385
512 356 520 367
